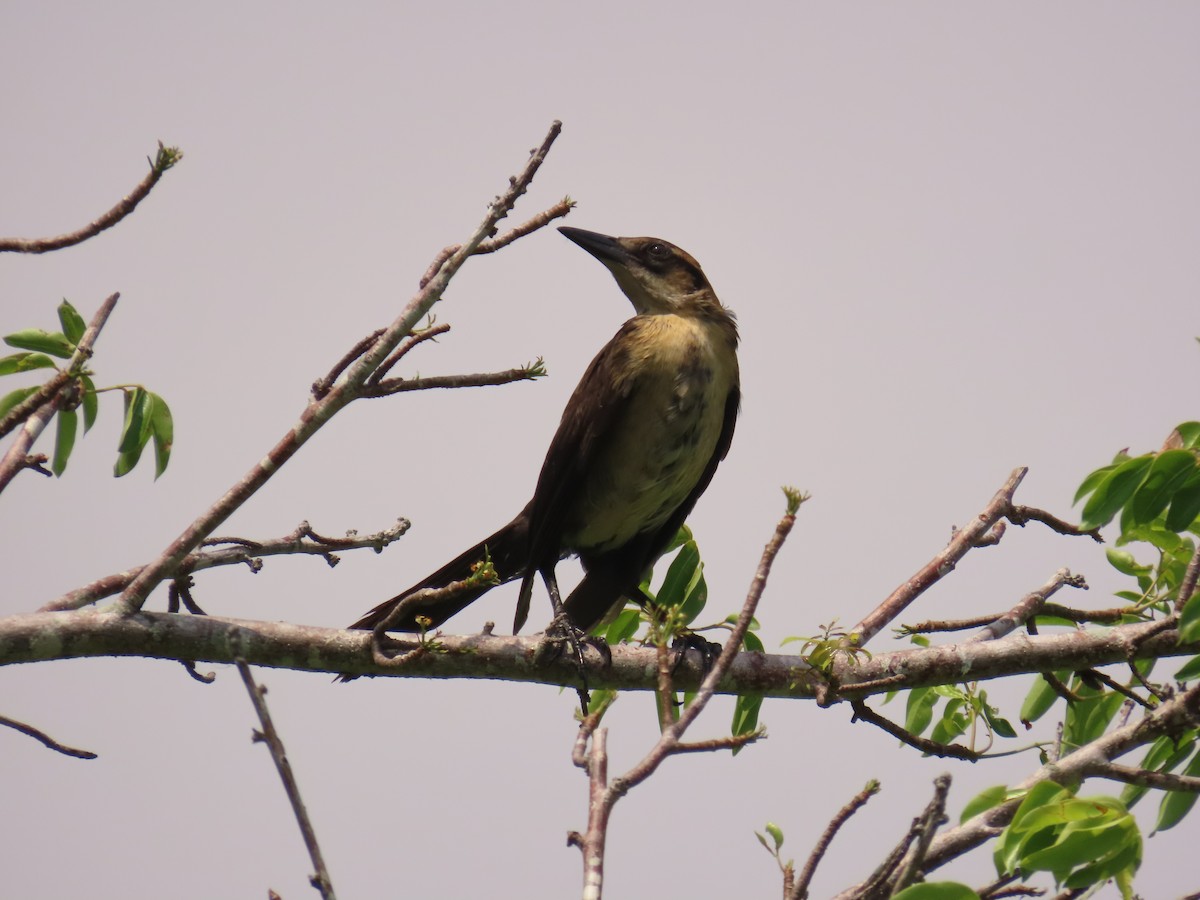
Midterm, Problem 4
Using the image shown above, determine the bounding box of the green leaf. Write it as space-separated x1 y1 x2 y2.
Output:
1105 548 1151 578
1021 673 1064 724
1064 686 1124 750
1122 732 1197 808
961 785 1009 823
56 299 86 344
603 608 642 644
892 884 980 900
0 352 58 376
1154 745 1200 833
1080 455 1153 531
657 540 700 611
1174 421 1200 450
1127 450 1199 526
1175 654 1200 682
114 388 153 477
905 687 937 736
0 385 40 421
52 408 77 477
148 392 174 478
80 375 98 433
981 703 1017 739
731 694 762 756
1165 470 1200 532
764 821 784 849
1180 594 1200 645
741 631 764 653
995 782 1070 874
930 698 968 744
1074 461 1118 505
4 328 75 359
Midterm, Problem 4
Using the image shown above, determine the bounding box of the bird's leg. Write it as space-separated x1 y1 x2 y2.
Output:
537 567 592 714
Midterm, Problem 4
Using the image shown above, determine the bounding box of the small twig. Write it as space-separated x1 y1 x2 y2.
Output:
789 780 880 900
1006 504 1103 543
364 361 544 398
853 469 1026 646
1086 762 1200 792
1176 543 1200 613
0 714 97 760
1078 668 1154 710
0 143 181 254
850 700 982 761
968 569 1088 642
890 774 952 894
40 519 410 612
904 602 1143 634
0 370 72 440
236 660 336 900
418 196 575 289
367 322 451 386
312 329 385 399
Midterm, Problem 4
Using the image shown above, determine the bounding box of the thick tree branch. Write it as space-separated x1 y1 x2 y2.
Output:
0 143 181 254
2 610 1196 699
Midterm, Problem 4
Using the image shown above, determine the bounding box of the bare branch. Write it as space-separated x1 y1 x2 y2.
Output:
850 700 983 761
364 361 545 398
853 469 1026 646
1005 504 1103 542
366 322 451 386
1087 762 1200 792
1176 542 1200 613
39 519 410 612
113 122 563 615
311 328 385 399
0 714 97 760
790 780 880 900
0 144 181 254
236 660 336 900
967 569 1088 642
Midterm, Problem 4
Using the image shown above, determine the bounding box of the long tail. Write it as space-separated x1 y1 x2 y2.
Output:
349 512 531 632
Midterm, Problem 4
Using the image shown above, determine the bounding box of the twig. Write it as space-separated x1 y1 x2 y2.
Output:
569 490 805 900
366 322 451 386
904 602 1142 634
850 700 982 761
0 293 119 495
1006 505 1103 543
0 144 181 254
1086 762 1200 792
39 519 410 612
1176 543 1200 613
418 196 575 289
789 780 880 900
889 774 952 895
236 660 336 900
113 122 563 615
853 469 1026 646
0 714 97 759
364 361 544 398
311 329 385 399
1078 668 1154 710
967 569 1088 642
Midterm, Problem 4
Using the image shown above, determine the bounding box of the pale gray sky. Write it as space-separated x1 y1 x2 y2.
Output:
4 3 1199 898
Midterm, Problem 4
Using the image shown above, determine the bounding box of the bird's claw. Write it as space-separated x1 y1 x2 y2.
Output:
670 630 723 677
535 616 612 715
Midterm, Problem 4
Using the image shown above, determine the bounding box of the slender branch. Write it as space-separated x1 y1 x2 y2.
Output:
850 700 982 761
0 293 119 494
311 328 385 399
1006 505 1103 543
39 519 410 612
1086 762 1200 792
418 196 576 289
789 781 880 900
889 775 952 895
236 660 336 900
113 122 564 615
366 322 451 386
853 469 1026 646
364 361 545 398
967 569 1088 642
1176 542 1200 613
0 369 71 440
0 714 97 759
0 144 181 254
904 602 1142 634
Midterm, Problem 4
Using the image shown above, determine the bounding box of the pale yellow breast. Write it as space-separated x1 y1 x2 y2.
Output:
565 314 737 553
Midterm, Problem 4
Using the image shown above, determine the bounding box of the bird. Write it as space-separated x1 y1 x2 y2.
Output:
347 226 740 647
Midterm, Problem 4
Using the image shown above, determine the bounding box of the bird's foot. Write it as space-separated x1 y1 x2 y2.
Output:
535 615 612 715
670 629 724 677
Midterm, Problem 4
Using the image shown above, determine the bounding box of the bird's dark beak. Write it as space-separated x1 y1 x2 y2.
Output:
558 227 632 267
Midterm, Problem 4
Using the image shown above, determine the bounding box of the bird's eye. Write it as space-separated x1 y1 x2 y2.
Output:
645 242 670 260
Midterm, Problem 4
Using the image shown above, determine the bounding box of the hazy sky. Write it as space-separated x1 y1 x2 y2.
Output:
4 3 1199 898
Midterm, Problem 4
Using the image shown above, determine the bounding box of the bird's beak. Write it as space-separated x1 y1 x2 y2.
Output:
558 227 632 268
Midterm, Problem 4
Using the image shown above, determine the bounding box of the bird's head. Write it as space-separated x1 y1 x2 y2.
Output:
558 227 716 316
